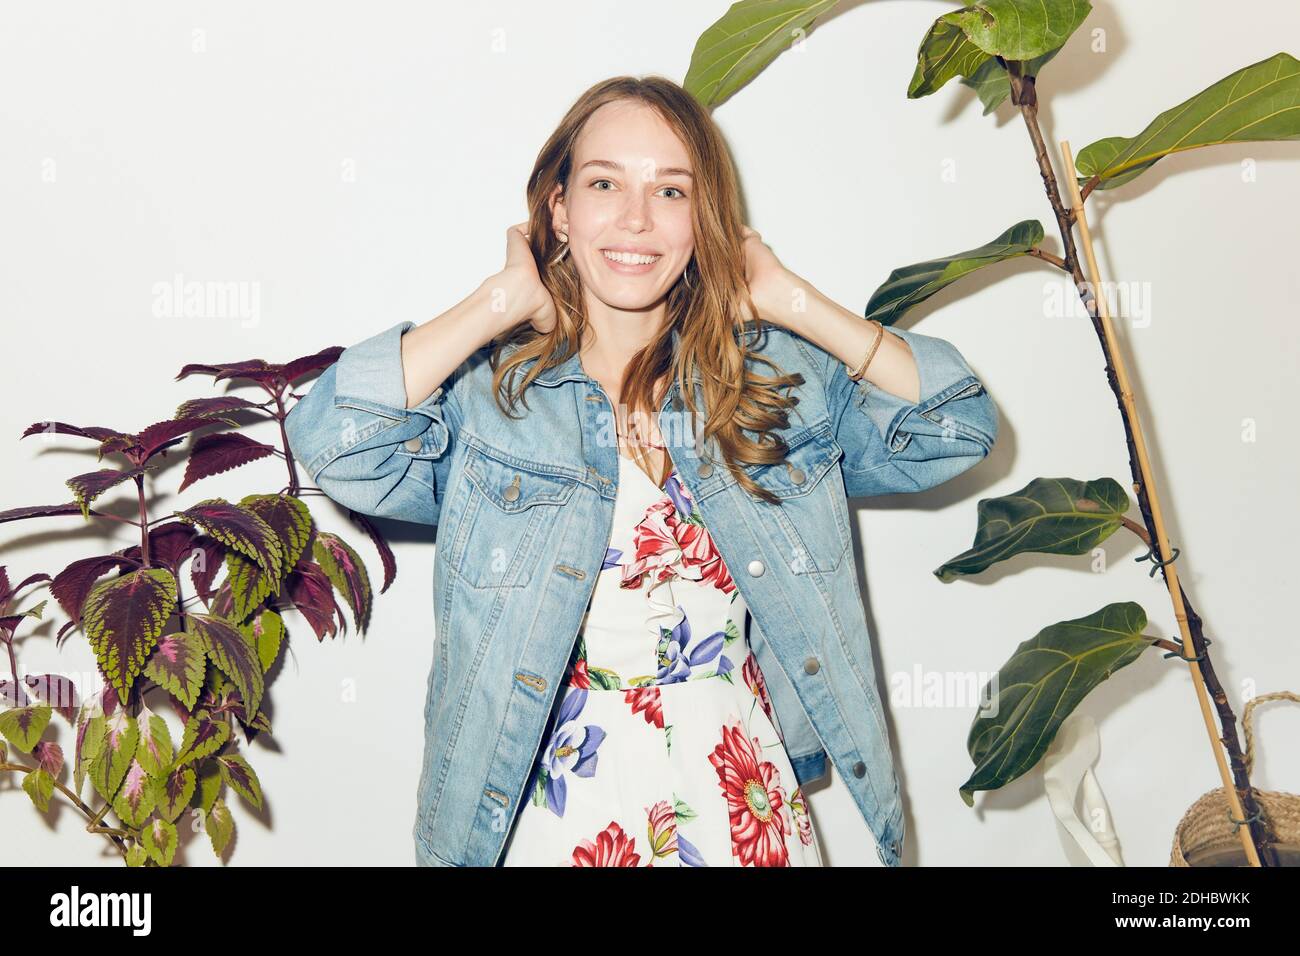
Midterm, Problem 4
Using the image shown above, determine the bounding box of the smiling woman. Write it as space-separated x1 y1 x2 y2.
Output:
283 73 997 868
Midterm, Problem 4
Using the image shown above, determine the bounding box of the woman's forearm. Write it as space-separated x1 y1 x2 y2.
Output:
760 271 921 405
399 277 526 408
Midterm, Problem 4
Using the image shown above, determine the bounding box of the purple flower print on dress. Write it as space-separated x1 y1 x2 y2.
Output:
663 471 694 521
656 605 730 684
601 546 623 572
677 831 707 867
540 687 607 818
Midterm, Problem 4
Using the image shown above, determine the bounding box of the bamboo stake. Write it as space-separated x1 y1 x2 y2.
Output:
1058 140 1260 867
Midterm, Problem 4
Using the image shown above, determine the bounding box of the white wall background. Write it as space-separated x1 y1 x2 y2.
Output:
3 0 1298 867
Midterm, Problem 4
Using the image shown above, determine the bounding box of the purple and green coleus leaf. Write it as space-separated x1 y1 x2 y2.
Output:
154 763 197 823
0 702 52 753
50 554 140 627
73 684 117 796
184 612 265 719
0 595 49 641
176 344 343 389
348 511 397 595
143 628 207 712
82 568 178 707
65 466 149 519
206 797 235 857
217 753 263 810
112 758 156 829
286 557 346 641
238 608 286 675
22 416 217 468
135 708 175 778
117 522 200 575
179 432 278 493
34 740 64 777
0 503 110 524
142 817 178 867
173 394 263 424
222 494 313 622
0 567 52 608
87 708 139 804
22 767 56 812
190 757 223 815
313 531 372 633
175 498 282 579
174 708 231 769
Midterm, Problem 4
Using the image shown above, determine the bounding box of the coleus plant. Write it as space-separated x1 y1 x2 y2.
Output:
685 0 1300 864
0 345 398 865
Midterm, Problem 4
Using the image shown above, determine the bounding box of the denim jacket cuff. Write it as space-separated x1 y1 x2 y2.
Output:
854 325 994 454
333 320 452 456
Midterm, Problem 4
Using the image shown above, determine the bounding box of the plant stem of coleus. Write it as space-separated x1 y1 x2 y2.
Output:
1010 70 1276 866
0 759 131 856
134 473 151 567
274 388 301 498
5 635 19 699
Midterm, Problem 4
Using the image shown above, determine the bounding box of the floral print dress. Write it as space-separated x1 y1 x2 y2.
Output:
501 451 825 867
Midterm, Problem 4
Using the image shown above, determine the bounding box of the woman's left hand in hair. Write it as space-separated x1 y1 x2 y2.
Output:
740 225 798 328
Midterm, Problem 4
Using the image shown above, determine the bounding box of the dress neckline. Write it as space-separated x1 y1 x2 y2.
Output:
618 451 673 493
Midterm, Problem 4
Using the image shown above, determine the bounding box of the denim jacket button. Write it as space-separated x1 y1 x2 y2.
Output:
788 467 806 485
853 760 867 778
746 559 764 577
803 657 820 675
697 461 714 478
404 436 422 453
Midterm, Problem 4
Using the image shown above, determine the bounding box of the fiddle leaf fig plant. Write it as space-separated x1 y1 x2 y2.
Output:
0 345 399 865
686 0 1300 863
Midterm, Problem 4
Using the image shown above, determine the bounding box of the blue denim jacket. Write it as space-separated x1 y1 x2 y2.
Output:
284 317 997 867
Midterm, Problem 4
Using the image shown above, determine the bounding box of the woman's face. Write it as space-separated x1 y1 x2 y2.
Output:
550 99 696 312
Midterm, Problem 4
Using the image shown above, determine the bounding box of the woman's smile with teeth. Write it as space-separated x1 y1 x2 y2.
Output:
602 249 661 264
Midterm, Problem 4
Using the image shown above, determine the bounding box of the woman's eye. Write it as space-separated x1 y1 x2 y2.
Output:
589 179 685 199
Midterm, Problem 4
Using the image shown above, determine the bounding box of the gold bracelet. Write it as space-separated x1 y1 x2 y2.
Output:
847 319 885 381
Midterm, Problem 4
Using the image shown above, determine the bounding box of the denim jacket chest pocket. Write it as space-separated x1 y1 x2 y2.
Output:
443 438 581 589
701 423 851 575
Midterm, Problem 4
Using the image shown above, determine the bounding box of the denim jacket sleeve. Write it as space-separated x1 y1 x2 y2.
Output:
821 325 998 497
283 320 462 525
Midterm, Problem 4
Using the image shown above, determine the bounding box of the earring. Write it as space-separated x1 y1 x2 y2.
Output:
549 235 570 266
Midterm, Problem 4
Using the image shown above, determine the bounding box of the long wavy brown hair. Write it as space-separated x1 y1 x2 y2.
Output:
488 74 803 505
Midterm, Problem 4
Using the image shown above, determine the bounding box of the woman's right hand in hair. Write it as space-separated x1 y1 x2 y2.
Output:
490 223 558 335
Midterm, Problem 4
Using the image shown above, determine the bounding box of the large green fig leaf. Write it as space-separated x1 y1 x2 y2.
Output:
910 0 1090 97
935 477 1132 581
683 0 837 108
1076 52 1300 191
960 602 1152 807
865 220 1044 325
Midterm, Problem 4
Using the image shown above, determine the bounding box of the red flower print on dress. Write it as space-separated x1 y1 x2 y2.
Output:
646 799 678 860
624 686 664 729
708 719 792 866
570 821 642 867
789 785 814 846
742 653 777 730
570 657 591 689
620 497 735 594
